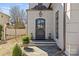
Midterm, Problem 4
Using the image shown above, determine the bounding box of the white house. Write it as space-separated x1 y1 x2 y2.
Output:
27 3 79 56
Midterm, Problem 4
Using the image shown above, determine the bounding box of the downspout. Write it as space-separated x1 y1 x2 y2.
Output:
63 3 66 52
48 3 52 9
63 3 66 53
59 3 66 55
59 3 66 54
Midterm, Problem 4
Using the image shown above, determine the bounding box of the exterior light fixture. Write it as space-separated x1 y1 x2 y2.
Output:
39 11 42 17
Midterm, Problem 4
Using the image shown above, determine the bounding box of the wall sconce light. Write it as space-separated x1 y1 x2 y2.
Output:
48 33 52 39
39 11 43 17
31 33 33 39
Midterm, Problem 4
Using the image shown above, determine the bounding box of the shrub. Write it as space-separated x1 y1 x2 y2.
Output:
0 25 2 40
22 36 30 44
12 44 22 56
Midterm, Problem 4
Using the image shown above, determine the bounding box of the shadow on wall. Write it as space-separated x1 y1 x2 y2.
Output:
53 3 70 55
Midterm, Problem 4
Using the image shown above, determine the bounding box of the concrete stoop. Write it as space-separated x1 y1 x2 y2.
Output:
54 51 67 56
21 45 65 56
21 40 66 56
29 42 56 46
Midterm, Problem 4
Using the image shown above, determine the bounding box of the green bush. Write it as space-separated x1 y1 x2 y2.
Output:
22 36 30 44
0 25 2 40
12 44 22 56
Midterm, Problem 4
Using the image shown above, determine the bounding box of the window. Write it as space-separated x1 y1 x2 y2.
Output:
55 11 59 39
36 18 45 29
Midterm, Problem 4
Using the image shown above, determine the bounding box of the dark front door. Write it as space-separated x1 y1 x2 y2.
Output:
36 18 45 40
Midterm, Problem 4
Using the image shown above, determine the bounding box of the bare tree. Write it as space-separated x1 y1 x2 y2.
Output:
9 6 26 42
9 6 26 26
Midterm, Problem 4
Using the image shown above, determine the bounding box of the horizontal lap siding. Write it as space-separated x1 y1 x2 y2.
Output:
69 3 79 55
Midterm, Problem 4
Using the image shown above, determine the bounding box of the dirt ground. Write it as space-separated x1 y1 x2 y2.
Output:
0 36 22 56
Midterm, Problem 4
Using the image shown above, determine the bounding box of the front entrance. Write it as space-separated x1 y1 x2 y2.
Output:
36 18 45 40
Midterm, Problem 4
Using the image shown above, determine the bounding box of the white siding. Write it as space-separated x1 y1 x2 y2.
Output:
65 3 71 55
68 3 79 55
65 3 79 56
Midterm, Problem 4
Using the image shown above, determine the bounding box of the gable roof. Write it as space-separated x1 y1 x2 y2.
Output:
32 3 48 10
0 11 10 18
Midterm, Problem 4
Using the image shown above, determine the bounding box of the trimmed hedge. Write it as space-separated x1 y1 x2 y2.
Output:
12 44 22 56
22 36 30 44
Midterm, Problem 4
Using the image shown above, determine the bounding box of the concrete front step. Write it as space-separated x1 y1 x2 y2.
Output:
29 42 56 46
29 44 56 46
32 42 56 44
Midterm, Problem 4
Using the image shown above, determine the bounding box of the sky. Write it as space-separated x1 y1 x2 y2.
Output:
0 3 29 15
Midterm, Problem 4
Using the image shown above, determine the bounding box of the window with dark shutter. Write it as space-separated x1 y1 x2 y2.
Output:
55 11 59 39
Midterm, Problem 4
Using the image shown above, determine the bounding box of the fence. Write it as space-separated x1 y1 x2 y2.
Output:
5 28 27 40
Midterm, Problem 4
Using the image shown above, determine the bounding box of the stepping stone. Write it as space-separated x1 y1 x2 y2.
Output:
22 46 48 56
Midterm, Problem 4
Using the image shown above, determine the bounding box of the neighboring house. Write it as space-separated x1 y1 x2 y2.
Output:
27 3 79 56
0 12 10 26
